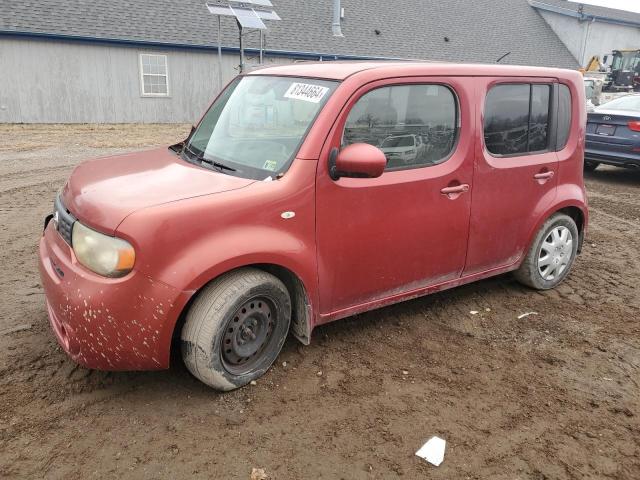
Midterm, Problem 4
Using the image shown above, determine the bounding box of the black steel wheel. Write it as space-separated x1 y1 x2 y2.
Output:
181 268 291 391
221 296 278 375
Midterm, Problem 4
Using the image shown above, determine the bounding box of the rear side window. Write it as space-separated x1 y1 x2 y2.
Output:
556 84 572 150
343 84 458 170
484 84 551 156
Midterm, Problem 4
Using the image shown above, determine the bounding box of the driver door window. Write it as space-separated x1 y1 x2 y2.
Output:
342 84 458 170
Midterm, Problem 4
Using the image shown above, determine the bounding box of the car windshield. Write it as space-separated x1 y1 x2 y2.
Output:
185 76 337 179
381 136 414 148
599 95 640 112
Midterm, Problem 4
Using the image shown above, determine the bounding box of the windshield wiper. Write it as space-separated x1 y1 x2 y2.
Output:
198 155 237 172
181 142 199 160
181 144 237 173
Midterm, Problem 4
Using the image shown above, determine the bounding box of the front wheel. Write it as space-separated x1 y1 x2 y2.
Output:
514 214 579 290
181 268 291 391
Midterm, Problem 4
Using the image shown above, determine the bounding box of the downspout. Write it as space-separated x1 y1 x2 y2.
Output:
332 0 343 37
581 17 595 66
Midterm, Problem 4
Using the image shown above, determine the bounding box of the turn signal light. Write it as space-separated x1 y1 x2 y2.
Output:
628 121 640 132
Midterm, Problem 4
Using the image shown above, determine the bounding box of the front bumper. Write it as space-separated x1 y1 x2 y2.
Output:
38 222 186 370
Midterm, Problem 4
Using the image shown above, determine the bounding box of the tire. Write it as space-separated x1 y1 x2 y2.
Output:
584 160 599 172
514 213 579 290
181 268 291 391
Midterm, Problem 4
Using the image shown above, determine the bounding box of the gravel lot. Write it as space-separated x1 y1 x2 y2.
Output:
1 124 638 479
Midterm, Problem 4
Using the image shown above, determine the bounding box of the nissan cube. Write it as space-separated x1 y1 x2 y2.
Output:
39 62 588 390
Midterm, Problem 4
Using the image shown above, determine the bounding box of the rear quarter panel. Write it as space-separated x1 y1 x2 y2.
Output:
556 73 588 226
524 72 588 253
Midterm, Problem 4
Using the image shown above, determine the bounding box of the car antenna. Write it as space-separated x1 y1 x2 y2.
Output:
496 52 511 63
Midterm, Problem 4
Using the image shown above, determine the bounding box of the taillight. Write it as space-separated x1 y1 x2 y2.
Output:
628 121 640 131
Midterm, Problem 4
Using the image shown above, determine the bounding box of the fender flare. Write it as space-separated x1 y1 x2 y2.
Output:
521 196 588 265
156 227 319 357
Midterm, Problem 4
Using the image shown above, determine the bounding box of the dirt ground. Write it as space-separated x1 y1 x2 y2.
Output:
0 124 638 479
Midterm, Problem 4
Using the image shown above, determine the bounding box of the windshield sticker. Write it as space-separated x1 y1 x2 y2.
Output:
284 83 329 103
263 160 278 171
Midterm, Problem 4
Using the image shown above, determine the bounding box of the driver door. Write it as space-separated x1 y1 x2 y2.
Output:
315 77 476 320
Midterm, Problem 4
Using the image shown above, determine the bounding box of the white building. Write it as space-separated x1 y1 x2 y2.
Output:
531 0 640 67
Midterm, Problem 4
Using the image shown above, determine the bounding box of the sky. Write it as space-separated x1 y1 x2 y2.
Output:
569 0 640 13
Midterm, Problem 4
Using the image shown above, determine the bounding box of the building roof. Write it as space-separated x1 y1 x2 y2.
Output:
1 0 579 68
249 61 582 81
530 0 640 27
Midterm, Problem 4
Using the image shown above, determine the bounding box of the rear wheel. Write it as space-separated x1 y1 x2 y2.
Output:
584 160 599 172
514 214 579 290
181 268 291 391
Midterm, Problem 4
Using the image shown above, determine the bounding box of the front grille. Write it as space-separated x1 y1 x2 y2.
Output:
54 195 76 245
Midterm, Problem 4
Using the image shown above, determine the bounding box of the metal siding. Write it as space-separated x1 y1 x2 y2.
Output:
0 37 293 123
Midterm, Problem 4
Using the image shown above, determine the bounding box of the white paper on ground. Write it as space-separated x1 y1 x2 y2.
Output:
415 436 446 466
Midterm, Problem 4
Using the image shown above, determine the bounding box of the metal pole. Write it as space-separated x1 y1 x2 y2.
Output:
238 20 244 73
259 30 264 64
217 16 223 91
332 0 343 36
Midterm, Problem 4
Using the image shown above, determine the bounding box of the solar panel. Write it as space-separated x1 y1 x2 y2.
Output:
254 9 281 20
231 0 274 7
206 4 235 16
230 6 267 29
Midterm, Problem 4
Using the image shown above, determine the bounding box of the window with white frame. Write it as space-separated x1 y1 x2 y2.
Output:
139 54 169 96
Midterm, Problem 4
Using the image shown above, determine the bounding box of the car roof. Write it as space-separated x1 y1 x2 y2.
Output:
247 61 580 81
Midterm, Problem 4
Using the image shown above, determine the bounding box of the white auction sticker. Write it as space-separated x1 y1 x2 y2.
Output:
284 82 329 103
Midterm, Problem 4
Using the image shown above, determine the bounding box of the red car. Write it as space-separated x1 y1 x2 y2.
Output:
39 62 588 390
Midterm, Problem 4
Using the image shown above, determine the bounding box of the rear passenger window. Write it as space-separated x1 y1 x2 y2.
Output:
484 84 551 156
343 84 458 170
556 84 572 150
529 85 550 152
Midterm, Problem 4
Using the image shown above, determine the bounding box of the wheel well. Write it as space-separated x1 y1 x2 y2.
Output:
557 206 585 252
173 264 313 347
254 264 312 345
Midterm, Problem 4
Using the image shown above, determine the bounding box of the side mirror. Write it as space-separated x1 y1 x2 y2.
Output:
329 143 387 180
603 55 609 65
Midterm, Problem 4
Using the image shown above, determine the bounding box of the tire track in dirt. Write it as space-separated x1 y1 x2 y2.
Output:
0 168 72 194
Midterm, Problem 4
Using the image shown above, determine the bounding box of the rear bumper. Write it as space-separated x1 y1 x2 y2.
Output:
38 223 187 370
584 148 640 168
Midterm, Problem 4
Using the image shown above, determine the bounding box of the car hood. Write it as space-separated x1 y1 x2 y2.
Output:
62 147 255 234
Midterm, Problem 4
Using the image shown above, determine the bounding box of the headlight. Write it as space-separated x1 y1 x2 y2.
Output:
72 222 135 277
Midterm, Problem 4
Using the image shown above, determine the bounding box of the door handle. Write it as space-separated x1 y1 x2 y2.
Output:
440 184 469 195
440 184 469 199
533 171 554 180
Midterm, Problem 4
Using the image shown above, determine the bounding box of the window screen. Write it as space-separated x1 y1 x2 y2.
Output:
343 84 458 170
556 84 572 150
140 54 169 96
484 84 551 156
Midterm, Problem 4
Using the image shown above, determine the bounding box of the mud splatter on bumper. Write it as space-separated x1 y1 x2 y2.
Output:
38 223 188 370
